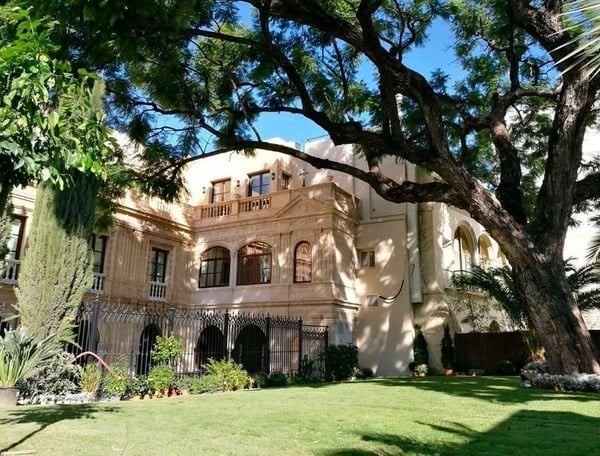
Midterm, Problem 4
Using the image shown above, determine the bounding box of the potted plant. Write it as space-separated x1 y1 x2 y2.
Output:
440 324 455 376
0 328 54 407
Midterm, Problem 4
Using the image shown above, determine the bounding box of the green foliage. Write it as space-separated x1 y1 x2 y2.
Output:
0 6 116 215
0 201 11 277
185 375 221 395
202 358 252 392
18 351 82 399
151 335 184 367
496 359 517 376
412 326 429 369
80 363 102 396
319 344 359 381
103 359 131 398
0 327 55 388
267 371 289 387
131 375 154 398
296 355 322 383
440 325 455 370
15 171 98 348
355 367 374 380
147 365 175 396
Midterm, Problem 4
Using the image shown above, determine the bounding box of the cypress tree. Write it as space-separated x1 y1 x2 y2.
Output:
15 170 99 346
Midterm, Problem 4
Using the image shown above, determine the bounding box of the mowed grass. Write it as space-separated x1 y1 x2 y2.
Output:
1 377 599 455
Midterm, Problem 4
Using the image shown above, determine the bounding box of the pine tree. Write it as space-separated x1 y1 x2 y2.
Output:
15 170 99 346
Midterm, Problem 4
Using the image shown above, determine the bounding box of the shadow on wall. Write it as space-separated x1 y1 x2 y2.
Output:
0 404 121 454
319 409 600 455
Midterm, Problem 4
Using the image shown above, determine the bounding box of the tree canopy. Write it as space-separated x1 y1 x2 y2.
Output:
0 6 116 212
13 0 600 373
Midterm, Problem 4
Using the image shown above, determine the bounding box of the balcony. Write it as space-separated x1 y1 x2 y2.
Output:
149 281 167 301
88 272 105 294
1 259 20 285
190 182 357 225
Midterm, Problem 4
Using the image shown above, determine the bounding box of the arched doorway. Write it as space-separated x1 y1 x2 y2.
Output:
136 323 161 375
233 325 267 373
195 325 225 372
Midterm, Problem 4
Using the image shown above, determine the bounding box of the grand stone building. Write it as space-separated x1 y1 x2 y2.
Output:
0 137 515 375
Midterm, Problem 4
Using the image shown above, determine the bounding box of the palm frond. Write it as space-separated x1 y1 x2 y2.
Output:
557 1 600 78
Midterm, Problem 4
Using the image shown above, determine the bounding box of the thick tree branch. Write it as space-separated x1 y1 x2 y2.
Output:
573 172 600 205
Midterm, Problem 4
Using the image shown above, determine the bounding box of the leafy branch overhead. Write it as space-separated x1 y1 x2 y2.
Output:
0 7 116 191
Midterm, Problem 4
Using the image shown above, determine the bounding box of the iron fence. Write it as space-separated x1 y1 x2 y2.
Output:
70 299 329 377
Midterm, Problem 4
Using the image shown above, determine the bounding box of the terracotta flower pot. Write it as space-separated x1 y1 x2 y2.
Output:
0 387 19 408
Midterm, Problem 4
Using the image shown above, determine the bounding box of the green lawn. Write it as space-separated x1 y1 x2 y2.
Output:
0 377 599 455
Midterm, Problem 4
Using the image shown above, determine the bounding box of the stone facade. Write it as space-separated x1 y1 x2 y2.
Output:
0 137 523 375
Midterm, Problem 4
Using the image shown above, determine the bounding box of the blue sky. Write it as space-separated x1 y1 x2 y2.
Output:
253 18 463 144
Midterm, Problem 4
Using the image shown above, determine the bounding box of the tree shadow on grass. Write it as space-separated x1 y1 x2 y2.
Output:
372 376 598 404
0 403 120 453
319 410 600 455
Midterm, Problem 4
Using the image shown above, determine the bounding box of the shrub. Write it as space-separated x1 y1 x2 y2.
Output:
148 365 175 397
529 373 600 393
80 363 102 396
355 367 374 379
414 364 428 376
412 325 429 369
202 358 252 391
254 372 269 388
131 375 154 398
440 325 455 370
17 351 82 399
496 360 517 376
103 359 131 399
319 344 359 381
296 355 322 383
267 371 289 387
186 375 220 394
151 335 184 367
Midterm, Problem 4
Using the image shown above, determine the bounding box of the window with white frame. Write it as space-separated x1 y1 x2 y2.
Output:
358 249 375 268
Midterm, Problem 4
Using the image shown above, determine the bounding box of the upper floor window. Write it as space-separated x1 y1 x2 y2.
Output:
358 249 375 268
150 248 168 283
199 247 230 288
248 172 270 196
294 242 312 283
478 235 492 270
5 216 26 260
453 227 473 272
91 235 108 274
238 242 271 285
280 173 291 190
211 179 231 203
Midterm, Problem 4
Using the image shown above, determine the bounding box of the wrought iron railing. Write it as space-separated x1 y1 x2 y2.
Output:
70 300 329 377
0 258 20 285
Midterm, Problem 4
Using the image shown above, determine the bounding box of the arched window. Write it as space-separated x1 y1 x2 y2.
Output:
294 242 312 283
453 227 473 272
136 324 161 375
199 247 230 288
478 236 492 270
237 242 272 285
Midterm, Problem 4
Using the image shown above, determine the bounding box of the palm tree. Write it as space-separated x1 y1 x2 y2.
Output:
451 262 600 355
452 262 600 325
556 1 600 78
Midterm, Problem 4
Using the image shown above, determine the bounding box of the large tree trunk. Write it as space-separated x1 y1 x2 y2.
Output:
513 261 600 374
